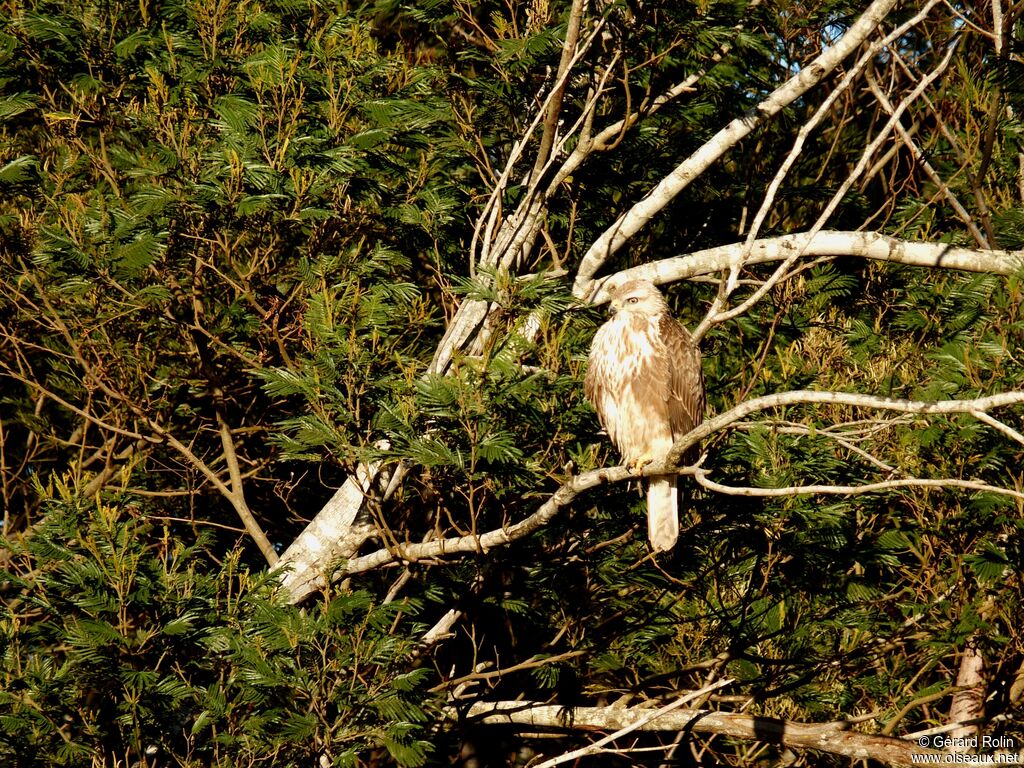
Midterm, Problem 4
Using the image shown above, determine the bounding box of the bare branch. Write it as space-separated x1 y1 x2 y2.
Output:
591 231 1023 303
420 609 463 646
694 32 961 338
547 0 766 194
338 462 614 576
573 0 900 296
275 461 390 600
741 420 899 473
712 0 941 307
449 700 941 767
433 650 588 696
471 17 604 272
527 680 735 768
971 410 1024 446
747 1 940 250
529 0 586 187
947 642 986 750
216 411 278 565
865 65 990 248
664 389 1024 467
5 371 155 444
694 470 1024 502
279 10 612 592
286 389 1024 594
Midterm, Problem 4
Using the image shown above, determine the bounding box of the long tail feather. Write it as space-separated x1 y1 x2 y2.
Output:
646 476 679 552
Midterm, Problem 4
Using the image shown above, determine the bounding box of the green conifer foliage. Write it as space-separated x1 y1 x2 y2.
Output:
0 477 433 767
3 0 1024 764
0 0 472 538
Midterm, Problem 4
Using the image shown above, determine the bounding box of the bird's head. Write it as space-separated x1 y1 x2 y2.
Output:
607 279 668 317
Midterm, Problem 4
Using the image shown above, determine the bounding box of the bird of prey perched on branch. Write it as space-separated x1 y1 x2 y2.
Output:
585 280 705 552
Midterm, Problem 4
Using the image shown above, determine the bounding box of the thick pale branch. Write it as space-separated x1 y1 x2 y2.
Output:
948 643 986 748
420 608 462 646
591 231 1024 303
275 460 390 600
664 389 1024 467
527 681 735 768
282 390 1024 595
450 701 940 767
432 18 603 377
279 11 605 593
573 0 900 295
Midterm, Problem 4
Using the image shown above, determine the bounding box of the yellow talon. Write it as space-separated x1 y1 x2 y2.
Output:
627 454 655 474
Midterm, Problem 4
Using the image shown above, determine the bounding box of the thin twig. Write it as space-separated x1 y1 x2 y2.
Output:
694 470 1024 501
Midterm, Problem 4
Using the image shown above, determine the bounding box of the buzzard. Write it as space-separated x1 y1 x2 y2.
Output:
584 280 704 552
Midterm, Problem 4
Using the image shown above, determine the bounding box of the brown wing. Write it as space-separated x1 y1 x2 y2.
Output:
659 314 704 444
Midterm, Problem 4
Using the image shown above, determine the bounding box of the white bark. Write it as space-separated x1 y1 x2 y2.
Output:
274 6 593 598
947 644 986 751
274 460 386 599
572 0 901 295
273 0 1020 602
664 389 1024 467
274 390 1024 598
449 700 941 767
527 680 734 768
589 231 1024 304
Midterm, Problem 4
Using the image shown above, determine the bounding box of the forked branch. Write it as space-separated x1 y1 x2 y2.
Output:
573 0 900 295
282 389 1024 599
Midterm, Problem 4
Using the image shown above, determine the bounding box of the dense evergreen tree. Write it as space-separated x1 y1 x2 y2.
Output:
2 0 1023 765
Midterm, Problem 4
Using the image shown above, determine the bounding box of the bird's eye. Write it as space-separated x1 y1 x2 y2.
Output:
627 297 639 304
